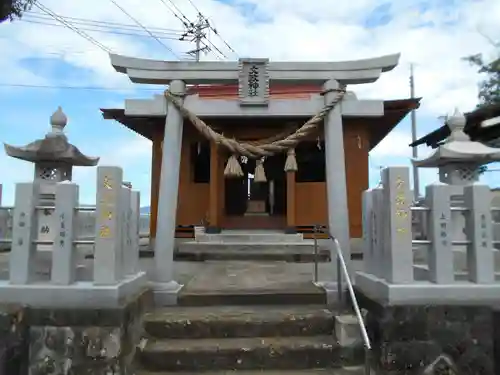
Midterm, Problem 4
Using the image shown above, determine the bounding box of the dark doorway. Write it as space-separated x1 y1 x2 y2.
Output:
224 153 287 228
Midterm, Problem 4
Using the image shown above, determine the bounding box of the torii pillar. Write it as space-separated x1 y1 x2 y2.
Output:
108 53 401 305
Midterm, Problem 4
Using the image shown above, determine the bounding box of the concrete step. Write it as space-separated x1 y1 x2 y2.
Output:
195 232 305 244
175 248 330 262
179 242 315 254
178 284 327 306
143 305 334 339
138 367 366 375
138 335 361 372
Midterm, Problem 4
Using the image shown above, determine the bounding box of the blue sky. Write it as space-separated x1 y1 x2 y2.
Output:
0 0 499 207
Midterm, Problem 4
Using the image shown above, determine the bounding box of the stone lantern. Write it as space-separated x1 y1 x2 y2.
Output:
412 109 500 257
3 106 99 250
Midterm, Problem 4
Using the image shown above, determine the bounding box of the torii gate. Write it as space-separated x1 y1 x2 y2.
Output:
109 53 400 305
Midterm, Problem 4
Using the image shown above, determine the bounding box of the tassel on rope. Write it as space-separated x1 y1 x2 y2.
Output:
284 148 298 172
254 158 267 182
224 154 244 178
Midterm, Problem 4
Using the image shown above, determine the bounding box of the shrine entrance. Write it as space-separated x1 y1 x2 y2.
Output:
224 153 287 229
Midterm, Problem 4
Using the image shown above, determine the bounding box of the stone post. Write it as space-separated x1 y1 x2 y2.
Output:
381 167 413 283
51 182 79 285
120 185 132 276
425 182 454 284
0 183 11 252
371 186 384 278
9 182 39 284
463 183 495 283
322 79 351 287
361 189 373 274
153 79 186 305
93 166 124 285
129 189 140 274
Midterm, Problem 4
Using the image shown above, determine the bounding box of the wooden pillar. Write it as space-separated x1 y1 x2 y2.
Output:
286 171 296 233
207 141 221 233
150 138 162 244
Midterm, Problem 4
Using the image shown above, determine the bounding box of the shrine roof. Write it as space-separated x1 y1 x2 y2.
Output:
410 103 500 148
101 84 420 151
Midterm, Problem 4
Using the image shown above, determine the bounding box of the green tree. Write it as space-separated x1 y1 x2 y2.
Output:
1 0 35 23
464 52 500 108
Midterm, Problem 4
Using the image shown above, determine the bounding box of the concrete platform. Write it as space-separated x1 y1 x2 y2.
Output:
182 230 315 255
178 261 328 306
195 231 305 243
355 271 500 305
180 241 315 252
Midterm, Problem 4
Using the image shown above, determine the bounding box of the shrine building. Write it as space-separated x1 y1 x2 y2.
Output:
101 54 419 254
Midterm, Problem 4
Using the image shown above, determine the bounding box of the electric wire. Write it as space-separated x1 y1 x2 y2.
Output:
33 2 113 53
164 0 191 23
156 0 190 29
19 19 185 41
186 0 202 15
0 83 163 91
108 0 180 58
205 19 238 57
24 11 184 34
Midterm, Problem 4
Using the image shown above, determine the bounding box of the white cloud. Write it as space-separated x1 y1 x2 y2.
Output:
0 0 497 115
371 131 415 158
1 0 500 206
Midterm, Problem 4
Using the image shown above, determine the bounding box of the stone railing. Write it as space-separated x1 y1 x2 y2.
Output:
0 187 151 252
70 210 151 241
358 166 500 305
0 166 147 308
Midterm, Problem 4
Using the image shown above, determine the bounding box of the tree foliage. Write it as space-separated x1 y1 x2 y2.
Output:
463 49 500 108
0 0 35 23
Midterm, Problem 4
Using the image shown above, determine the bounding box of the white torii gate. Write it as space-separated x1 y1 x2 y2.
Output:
109 53 401 305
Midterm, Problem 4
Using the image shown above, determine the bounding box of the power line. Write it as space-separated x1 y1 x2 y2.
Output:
182 13 212 61
25 11 184 34
204 18 238 57
0 83 163 91
108 0 180 58
203 36 227 59
186 0 202 15
33 2 113 53
160 0 236 60
164 0 191 23
20 18 184 41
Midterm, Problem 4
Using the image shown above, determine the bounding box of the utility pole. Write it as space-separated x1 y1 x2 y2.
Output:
182 13 210 62
410 64 420 201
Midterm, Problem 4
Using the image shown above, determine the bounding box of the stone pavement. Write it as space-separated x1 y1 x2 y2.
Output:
0 250 365 286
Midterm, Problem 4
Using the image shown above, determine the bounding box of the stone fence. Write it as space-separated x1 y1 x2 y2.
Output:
0 185 151 253
0 166 147 308
357 166 500 305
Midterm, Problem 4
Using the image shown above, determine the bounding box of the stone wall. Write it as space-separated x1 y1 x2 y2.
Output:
0 305 27 375
357 293 496 375
0 289 152 375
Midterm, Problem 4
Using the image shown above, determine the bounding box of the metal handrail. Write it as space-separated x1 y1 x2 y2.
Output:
313 225 372 375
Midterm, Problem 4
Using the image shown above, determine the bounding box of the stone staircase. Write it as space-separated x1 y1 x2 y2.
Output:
177 230 330 262
135 288 365 374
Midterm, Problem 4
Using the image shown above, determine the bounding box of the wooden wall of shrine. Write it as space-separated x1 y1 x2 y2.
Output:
149 118 369 239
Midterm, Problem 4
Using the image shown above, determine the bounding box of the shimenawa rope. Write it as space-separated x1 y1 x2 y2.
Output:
164 85 346 178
